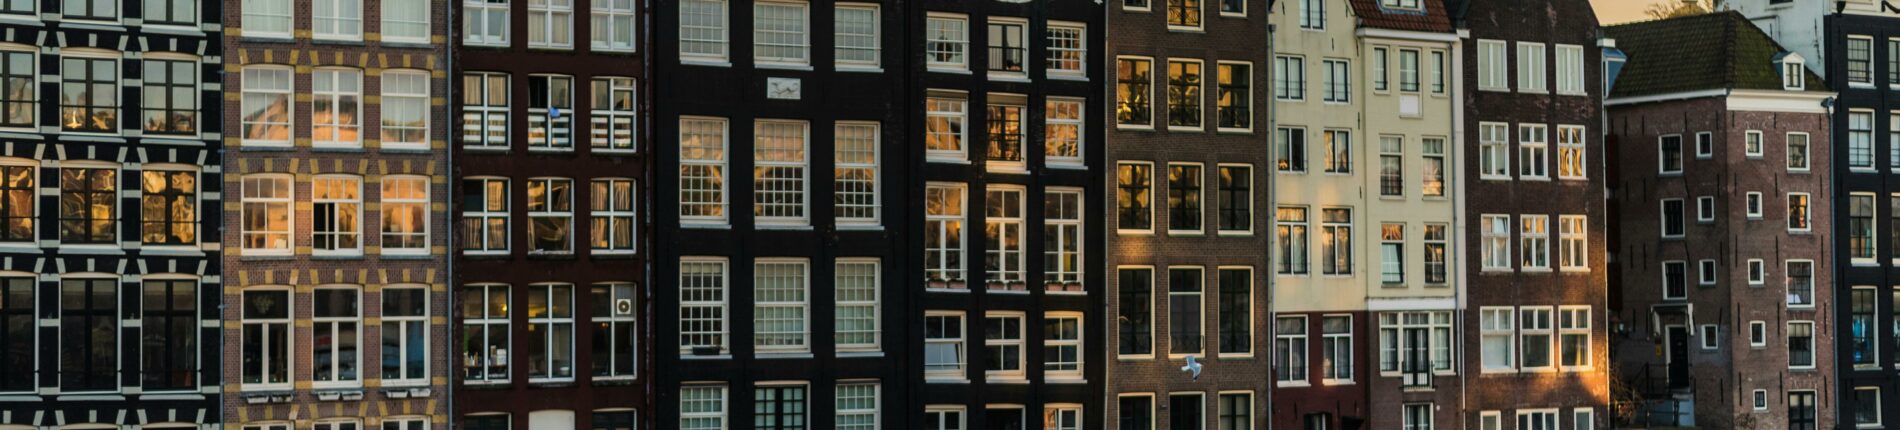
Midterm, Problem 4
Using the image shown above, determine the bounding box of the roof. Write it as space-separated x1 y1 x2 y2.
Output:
1603 11 1827 99
1349 0 1454 33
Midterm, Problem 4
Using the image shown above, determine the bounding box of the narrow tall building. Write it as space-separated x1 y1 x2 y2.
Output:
0 0 223 428
907 0 1106 427
1103 0 1270 428
651 0 904 428
1605 12 1835 429
223 0 451 429
451 0 649 427
1453 0 1612 429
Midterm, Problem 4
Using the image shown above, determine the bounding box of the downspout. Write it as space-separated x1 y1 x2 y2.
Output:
442 0 457 426
1450 27 1469 430
1264 16 1279 430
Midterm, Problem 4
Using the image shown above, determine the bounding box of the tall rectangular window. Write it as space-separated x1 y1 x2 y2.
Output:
1045 190 1084 291
836 383 879 429
1851 111 1875 169
1481 214 1510 270
1519 307 1553 370
0 50 31 129
987 21 1026 75
1321 315 1351 381
680 385 728 430
1789 132 1811 170
142 279 196 390
1275 316 1306 383
241 175 292 253
1046 99 1083 166
1556 44 1584 94
382 286 429 384
1045 313 1082 379
835 122 880 225
1431 50 1446 94
1658 135 1683 173
1118 58 1154 126
926 95 967 160
1557 125 1586 179
1320 208 1352 275
1480 307 1514 370
1788 261 1814 306
754 120 809 224
986 102 1025 167
380 71 429 149
1558 215 1587 270
1218 165 1251 233
1277 127 1306 172
1520 215 1549 270
1372 47 1388 91
754 260 809 352
382 0 429 42
1119 163 1154 231
311 287 361 386
1218 268 1252 355
1788 321 1814 368
241 288 293 388
1559 306 1590 368
461 72 509 148
1299 0 1322 29
1516 42 1546 92
589 178 636 253
60 278 116 391
1661 198 1684 237
527 0 573 48
60 56 117 133
1167 60 1203 127
985 188 1025 286
1663 261 1687 300
588 77 637 151
1423 224 1447 284
1275 56 1304 101
835 5 880 68
1853 193 1876 262
526 75 574 150
1219 393 1252 430
244 0 293 36
311 69 363 148
460 284 509 383
1379 136 1402 196
312 0 362 39
1047 22 1085 77
1519 124 1548 179
680 118 729 223
1789 193 1811 231
374 176 430 254
1479 123 1509 178
1168 0 1201 27
679 259 729 354
925 184 967 285
1217 62 1251 130
1849 36 1874 85
309 176 363 254
140 169 197 246
141 58 196 135
1422 138 1445 196
835 260 880 353
1170 394 1205 430
1853 288 1876 365
1168 164 1203 232
1477 40 1506 90
526 178 573 253
1169 267 1204 355
679 0 727 60
1119 268 1154 357
925 312 965 379
925 15 969 70
1119 396 1153 430
1380 223 1403 284
460 178 508 253
1323 59 1350 102
1324 130 1350 173
526 284 575 381
1277 207 1308 275
753 1 808 65
1398 49 1418 92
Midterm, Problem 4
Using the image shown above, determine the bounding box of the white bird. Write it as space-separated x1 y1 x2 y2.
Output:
1181 355 1203 380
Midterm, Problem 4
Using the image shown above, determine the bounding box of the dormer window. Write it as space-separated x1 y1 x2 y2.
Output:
1779 53 1805 91
1381 0 1420 10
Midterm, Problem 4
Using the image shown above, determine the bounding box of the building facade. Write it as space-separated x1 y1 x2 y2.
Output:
1103 0 1271 428
450 0 649 427
223 0 452 428
650 0 903 428
1454 0 1612 429
0 0 224 428
1605 12 1835 429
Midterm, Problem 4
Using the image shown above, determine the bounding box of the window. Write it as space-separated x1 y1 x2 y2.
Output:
460 178 509 253
1119 268 1154 357
461 285 509 382
986 100 1026 168
1167 164 1203 232
527 0 574 48
1518 124 1548 179
679 259 728 354
1215 393 1252 430
680 385 728 430
1893 114 1900 172
836 382 879 429
374 71 430 150
925 312 965 379
1556 44 1584 94
1788 132 1810 171
1557 306 1590 369
241 288 292 388
1218 0 1241 14
310 69 364 148
371 176 429 254
1858 387 1883 428
1693 196 1715 223
1045 190 1084 291
1320 208 1351 275
1169 267 1204 355
1550 215 1587 271
1378 136 1402 197
381 286 429 384
1217 62 1251 130
1788 321 1814 368
1745 192 1763 219
835 5 880 68
1042 405 1081 430
1481 214 1510 270
239 175 293 254
1045 313 1082 379
1689 131 1713 159
832 123 880 226
0 50 31 130
679 0 727 61
244 0 293 36
925 407 965 430
134 57 198 136
311 286 361 386
1747 259 1765 285
60 55 117 133
1743 130 1764 157
925 15 969 70
57 166 117 244
462 72 509 148
925 95 967 160
985 187 1025 287
1517 42 1546 92
1323 130 1350 174
524 178 574 254
1892 39 1900 88
924 184 966 285
1517 411 1556 430
1791 391 1818 430
382 0 430 42
1277 207 1308 275
1119 163 1154 232
1320 315 1351 382
1119 395 1154 430
1787 261 1813 306
1298 0 1322 29
1520 215 1548 270
754 120 809 224
1403 404 1432 430
1379 311 1452 378
1894 195 1900 264
1849 36 1874 85
754 260 809 352
1478 123 1509 178
1750 321 1767 346
134 168 197 246
1398 49 1418 92
1422 138 1445 196
1660 199 1684 238
1170 394 1205 430
1853 193 1876 262
987 20 1026 76
1380 224 1403 284
588 77 637 151
1167 60 1203 128
1043 23 1086 74
526 75 574 150
1754 390 1769 410
1118 58 1154 126
1657 135 1682 174
1277 127 1306 172
1855 287 1877 365
1431 51 1447 94
680 117 729 223
1788 193 1811 231
140 278 196 390
58 278 116 391
1423 224 1447 284
1852 111 1875 169
315 419 360 430
526 284 575 380
1519 307 1553 370
1046 99 1084 166
584 178 637 253
1662 261 1686 300
1200 269 1242 359
1218 165 1251 233
1275 316 1306 383
1480 308 1514 370
1168 0 1201 28
1477 40 1507 90
754 384 806 430
1275 56 1305 101
1372 47 1388 92
62 0 113 19
1323 59 1349 103
753 1 808 65
835 260 880 353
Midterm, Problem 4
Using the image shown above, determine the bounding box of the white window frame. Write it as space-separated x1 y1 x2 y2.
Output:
1746 192 1763 219
588 77 639 152
983 312 1024 381
590 0 637 51
1477 39 1507 91
525 177 574 254
589 178 638 254
835 381 880 429
240 174 294 256
239 286 295 391
1320 314 1352 384
379 70 431 150
679 117 730 226
925 92 968 162
1749 320 1766 347
1044 311 1083 381
525 283 576 382
527 0 575 49
1745 130 1764 158
679 0 729 63
310 286 363 388
1698 324 1719 350
461 284 511 384
834 121 881 227
925 183 967 286
244 0 295 38
312 0 363 40
1787 259 1815 308
1516 42 1546 93
1747 259 1765 285
1046 22 1086 78
679 258 730 356
753 258 810 354
835 259 881 354
1788 321 1816 369
1519 215 1549 271
680 384 728 430
462 177 509 254
377 285 430 386
1660 198 1684 238
925 311 967 381
925 13 970 72
311 175 365 256
378 175 430 256
1788 132 1811 171
753 119 810 226
1518 124 1549 180
1046 97 1085 167
1788 192 1812 232
1479 307 1515 372
833 4 881 70
752 0 809 67
1557 215 1587 271
1696 196 1714 223
1694 131 1714 159
1478 122 1510 179
1519 306 1554 372
464 0 510 45
1558 306 1591 370
1044 188 1085 292
240 66 294 147
1556 44 1585 95
311 68 364 149
1481 214 1511 271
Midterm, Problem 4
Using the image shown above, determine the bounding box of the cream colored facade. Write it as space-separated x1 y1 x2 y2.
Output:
1358 29 1461 308
1270 0 1368 315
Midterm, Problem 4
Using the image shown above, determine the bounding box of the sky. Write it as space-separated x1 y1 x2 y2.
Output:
1591 0 1677 25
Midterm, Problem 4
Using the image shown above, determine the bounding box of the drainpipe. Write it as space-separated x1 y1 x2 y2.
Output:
1264 17 1279 430
1450 26 1469 430
442 0 457 427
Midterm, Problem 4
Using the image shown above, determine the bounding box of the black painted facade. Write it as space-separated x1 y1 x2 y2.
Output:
1827 10 1900 426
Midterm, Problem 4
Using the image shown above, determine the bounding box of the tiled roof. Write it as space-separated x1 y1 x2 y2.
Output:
1349 0 1454 33
1604 11 1827 99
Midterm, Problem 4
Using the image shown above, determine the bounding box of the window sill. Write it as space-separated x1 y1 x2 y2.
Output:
1117 124 1156 131
926 157 971 165
1045 377 1085 384
1216 128 1255 135
755 223 813 230
755 62 814 71
1217 231 1254 237
681 223 731 230
986 377 1030 384
55 245 124 255
1047 73 1088 82
987 74 1031 83
926 378 970 384
757 352 814 359
680 58 732 68
837 351 883 358
138 246 203 257
680 354 731 360
928 66 972 75
836 224 883 231
834 65 883 73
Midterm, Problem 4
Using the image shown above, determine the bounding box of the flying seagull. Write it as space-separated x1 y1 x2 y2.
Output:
1181 355 1203 380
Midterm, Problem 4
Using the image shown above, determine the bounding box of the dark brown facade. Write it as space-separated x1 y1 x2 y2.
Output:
450 0 649 427
1456 0 1611 428
1103 0 1271 428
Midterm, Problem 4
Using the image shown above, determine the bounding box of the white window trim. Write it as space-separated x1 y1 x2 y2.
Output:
924 311 967 382
463 0 511 46
1519 215 1550 271
1046 21 1087 79
589 178 639 254
1746 259 1766 286
243 0 295 38
835 258 881 355
678 0 729 64
1478 122 1511 180
924 182 968 286
1789 192 1812 233
1660 198 1684 239
1745 192 1764 219
752 258 811 354
1480 214 1511 272
310 286 363 388
379 284 431 386
1044 188 1086 291
679 116 731 227
1166 162 1205 235
1657 134 1683 175
1479 306 1516 373
379 69 433 151
833 121 881 227
1787 259 1816 308
1558 306 1591 371
1744 130 1764 158
1697 259 1716 285
1117 266 1156 360
1788 132 1812 172
1319 314 1352 384
1698 324 1719 350
753 119 811 226
924 13 970 73
1518 306 1555 372
1046 97 1087 168
239 65 295 147
1749 320 1767 347
312 0 365 41
378 175 431 256
311 175 365 256
1476 39 1508 91
679 384 729 429
1859 387 1884 428
1789 320 1817 369
1694 131 1713 159
1515 42 1547 93
239 285 295 391
925 91 970 162
833 3 881 71
1167 58 1207 130
1557 215 1588 272
524 283 576 382
679 257 731 357
1118 161 1155 235
751 0 810 68
525 0 575 49
379 0 432 44
524 177 575 254
310 68 365 149
1045 311 1084 381
1216 164 1254 235
1662 260 1687 300
1848 35 1877 87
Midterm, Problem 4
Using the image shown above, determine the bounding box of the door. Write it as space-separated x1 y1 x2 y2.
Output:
1666 326 1689 389
1789 391 1816 430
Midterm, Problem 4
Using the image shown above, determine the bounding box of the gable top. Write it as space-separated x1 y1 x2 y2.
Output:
1603 11 1827 99
1349 0 1454 33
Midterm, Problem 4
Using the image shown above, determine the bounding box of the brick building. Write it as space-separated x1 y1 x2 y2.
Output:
449 0 648 427
1102 0 1271 428
222 0 452 428
1605 12 1835 429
